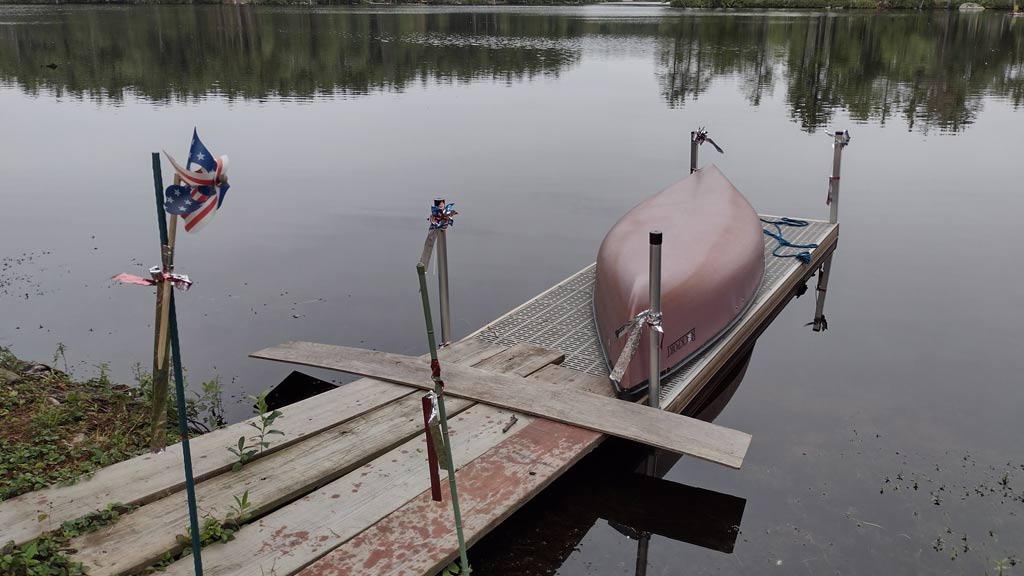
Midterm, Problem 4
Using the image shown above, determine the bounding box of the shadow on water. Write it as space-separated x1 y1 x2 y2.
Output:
468 343 757 575
1 7 1021 132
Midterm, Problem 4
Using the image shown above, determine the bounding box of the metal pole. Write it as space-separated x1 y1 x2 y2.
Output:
829 131 845 224
417 263 470 574
812 253 834 332
648 231 662 410
689 132 698 174
168 292 204 574
635 532 650 576
639 230 662 575
436 226 452 347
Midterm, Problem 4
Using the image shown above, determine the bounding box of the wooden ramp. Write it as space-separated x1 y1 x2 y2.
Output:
0 217 838 576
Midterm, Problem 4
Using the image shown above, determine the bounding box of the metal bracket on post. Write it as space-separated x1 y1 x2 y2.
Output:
826 130 850 224
812 253 833 332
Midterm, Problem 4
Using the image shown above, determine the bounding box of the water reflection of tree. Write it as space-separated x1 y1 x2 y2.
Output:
657 13 1024 132
1 7 1021 133
0 7 580 101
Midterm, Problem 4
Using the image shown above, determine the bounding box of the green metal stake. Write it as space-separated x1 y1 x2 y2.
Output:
416 263 470 574
152 153 203 573
168 283 204 573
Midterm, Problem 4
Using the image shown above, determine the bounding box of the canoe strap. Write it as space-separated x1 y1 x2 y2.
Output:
609 309 663 386
760 218 818 264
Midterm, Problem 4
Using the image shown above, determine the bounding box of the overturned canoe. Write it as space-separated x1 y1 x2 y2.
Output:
594 164 764 397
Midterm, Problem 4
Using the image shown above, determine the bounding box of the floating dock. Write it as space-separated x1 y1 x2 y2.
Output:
0 217 837 576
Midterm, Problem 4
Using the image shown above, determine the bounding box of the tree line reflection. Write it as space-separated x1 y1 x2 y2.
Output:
1 7 1020 131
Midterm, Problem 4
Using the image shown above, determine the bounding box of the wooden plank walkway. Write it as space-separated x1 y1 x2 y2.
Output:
0 216 839 576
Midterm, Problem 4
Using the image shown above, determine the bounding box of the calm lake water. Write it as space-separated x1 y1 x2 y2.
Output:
1 5 1023 574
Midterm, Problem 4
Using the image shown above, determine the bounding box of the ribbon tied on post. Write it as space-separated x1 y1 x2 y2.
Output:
608 309 664 386
113 266 193 291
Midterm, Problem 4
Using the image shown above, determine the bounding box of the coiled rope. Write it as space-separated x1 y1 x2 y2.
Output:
760 217 818 263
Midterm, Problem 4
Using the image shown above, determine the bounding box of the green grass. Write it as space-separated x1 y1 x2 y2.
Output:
0 345 222 502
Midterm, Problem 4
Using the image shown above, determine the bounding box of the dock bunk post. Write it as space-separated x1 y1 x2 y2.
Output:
817 129 848 329
689 128 724 175
690 131 699 174
422 198 456 346
437 225 452 346
827 130 850 224
648 231 663 410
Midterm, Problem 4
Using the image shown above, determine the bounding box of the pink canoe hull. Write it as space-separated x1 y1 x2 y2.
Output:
593 164 764 395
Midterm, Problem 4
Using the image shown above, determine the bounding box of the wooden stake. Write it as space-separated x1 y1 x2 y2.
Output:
150 172 179 453
149 159 172 452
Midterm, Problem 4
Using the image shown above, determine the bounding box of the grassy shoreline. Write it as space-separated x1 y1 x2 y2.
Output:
0 346 221 504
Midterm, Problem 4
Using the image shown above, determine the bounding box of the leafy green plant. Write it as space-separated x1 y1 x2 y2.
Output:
194 377 226 431
231 489 253 524
992 557 1019 576
0 503 133 576
133 365 226 437
229 391 284 471
249 392 284 455
0 536 86 576
175 491 253 556
52 343 70 375
228 436 258 471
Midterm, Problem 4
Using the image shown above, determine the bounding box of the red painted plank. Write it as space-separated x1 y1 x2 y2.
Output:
299 418 603 576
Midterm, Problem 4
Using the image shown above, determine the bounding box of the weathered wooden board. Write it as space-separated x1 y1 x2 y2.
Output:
146 343 559 576
300 368 612 576
158 405 537 576
70 394 474 575
251 342 751 468
0 338 501 547
529 364 616 397
300 418 604 576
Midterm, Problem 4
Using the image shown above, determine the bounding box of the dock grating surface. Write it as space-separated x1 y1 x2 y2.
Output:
475 217 836 407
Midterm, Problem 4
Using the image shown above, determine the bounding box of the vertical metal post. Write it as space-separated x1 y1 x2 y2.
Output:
689 132 698 174
812 253 833 332
635 533 650 576
436 225 452 347
829 131 845 225
167 292 204 575
648 231 662 410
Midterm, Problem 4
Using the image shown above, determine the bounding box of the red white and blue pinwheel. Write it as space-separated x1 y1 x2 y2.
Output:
163 129 230 233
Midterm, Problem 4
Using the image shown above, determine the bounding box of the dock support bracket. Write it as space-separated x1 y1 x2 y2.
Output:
813 253 833 332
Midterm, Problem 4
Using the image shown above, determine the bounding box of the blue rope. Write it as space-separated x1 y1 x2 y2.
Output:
760 217 818 264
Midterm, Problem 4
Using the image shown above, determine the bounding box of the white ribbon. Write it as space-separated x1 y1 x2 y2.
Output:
609 309 663 386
